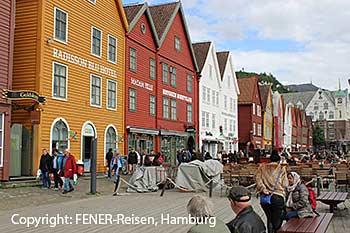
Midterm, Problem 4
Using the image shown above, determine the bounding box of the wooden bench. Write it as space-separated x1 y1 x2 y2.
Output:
278 213 333 233
317 191 348 213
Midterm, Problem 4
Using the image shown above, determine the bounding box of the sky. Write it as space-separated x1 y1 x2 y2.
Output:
122 0 350 90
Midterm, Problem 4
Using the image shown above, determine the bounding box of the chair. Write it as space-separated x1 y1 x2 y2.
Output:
335 171 348 192
220 166 235 197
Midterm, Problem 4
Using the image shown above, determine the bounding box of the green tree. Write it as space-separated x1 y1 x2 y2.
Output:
313 124 326 149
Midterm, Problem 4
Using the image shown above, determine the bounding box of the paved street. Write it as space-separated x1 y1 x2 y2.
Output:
0 176 349 232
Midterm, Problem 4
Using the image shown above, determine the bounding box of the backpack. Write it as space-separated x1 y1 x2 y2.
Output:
305 184 320 216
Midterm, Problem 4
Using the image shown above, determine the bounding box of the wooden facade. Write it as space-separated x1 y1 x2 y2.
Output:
0 0 15 181
11 0 128 177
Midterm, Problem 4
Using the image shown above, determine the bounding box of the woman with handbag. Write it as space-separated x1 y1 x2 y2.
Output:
256 150 288 233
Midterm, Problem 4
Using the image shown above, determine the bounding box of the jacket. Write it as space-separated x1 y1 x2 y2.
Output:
188 219 230 233
226 206 266 233
63 154 76 178
39 154 52 172
285 183 314 218
255 163 288 198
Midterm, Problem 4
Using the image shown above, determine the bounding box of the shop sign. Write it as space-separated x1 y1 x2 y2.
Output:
53 48 117 78
2 89 46 103
131 78 153 91
162 89 192 103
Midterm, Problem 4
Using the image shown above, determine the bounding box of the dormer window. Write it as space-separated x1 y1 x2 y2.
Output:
174 36 180 51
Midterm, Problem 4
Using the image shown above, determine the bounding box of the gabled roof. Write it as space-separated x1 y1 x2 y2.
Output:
282 91 315 108
259 85 271 110
237 76 259 104
192 42 211 73
149 1 199 72
115 0 129 32
216 51 229 80
123 3 159 46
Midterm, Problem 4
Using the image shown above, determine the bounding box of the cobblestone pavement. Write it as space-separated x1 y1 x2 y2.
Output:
0 177 348 233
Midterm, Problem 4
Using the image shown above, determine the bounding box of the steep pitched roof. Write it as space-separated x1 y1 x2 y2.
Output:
238 76 258 104
216 51 229 79
282 91 315 108
123 3 144 24
149 2 179 41
192 42 211 73
259 85 271 110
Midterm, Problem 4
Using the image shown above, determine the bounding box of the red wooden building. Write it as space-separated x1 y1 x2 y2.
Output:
0 0 15 181
124 2 199 165
237 77 263 153
306 115 313 150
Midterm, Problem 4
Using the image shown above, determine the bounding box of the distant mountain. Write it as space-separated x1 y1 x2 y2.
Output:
236 71 292 93
286 83 320 92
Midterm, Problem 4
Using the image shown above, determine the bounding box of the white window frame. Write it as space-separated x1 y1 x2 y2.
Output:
150 95 156 116
0 113 4 167
253 103 256 115
257 105 261 117
224 95 227 110
129 88 136 112
212 113 216 129
201 111 206 127
163 97 169 119
187 104 192 123
107 34 117 64
175 36 181 51
253 122 256 135
106 79 117 110
206 112 210 128
53 7 68 44
187 74 193 93
207 88 210 104
150 58 156 80
171 99 177 120
52 61 68 101
90 74 102 108
91 26 102 58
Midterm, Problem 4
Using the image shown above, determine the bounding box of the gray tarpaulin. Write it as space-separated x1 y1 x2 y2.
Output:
175 160 223 192
127 166 159 193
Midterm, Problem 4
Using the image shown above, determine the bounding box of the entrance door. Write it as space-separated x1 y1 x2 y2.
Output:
82 123 95 172
10 124 22 177
139 139 146 152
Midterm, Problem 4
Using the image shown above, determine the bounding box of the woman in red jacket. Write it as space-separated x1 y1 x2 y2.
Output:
62 149 76 194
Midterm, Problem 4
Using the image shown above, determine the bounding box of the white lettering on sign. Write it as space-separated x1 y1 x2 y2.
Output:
53 48 117 78
131 78 153 91
162 89 192 103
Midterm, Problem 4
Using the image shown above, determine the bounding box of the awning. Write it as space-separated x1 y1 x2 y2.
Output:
160 129 189 137
202 135 218 142
127 126 159 135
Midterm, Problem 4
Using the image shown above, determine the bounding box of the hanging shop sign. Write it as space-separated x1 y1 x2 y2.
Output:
2 89 46 103
131 78 153 91
53 48 117 78
162 89 192 103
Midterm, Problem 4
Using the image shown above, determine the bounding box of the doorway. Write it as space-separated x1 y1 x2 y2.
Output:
10 124 31 177
82 123 95 172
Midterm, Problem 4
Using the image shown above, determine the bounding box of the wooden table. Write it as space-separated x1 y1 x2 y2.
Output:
278 213 333 233
317 191 348 213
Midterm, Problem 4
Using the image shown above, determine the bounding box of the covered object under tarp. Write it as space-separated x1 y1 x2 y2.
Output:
127 166 159 193
175 160 223 192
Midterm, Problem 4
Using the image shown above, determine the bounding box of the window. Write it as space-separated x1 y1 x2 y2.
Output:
310 112 314 120
187 74 192 93
253 123 256 135
206 112 210 128
233 120 236 133
150 95 156 116
105 126 117 155
163 97 169 119
171 99 177 120
187 104 192 123
175 36 180 51
0 113 3 167
150 58 156 80
129 48 137 71
91 27 102 57
314 103 319 110
212 90 215 105
230 98 233 112
129 88 136 111
323 102 328 110
107 80 116 110
90 75 101 106
224 95 227 110
52 62 67 99
201 111 206 127
202 87 206 101
253 103 256 115
54 7 67 43
52 119 68 153
212 114 216 129
258 124 262 136
107 35 117 63
216 92 219 106
170 67 177 87
329 111 334 119
257 105 261 117
224 119 228 132
162 63 168 84
319 111 324 120
207 88 210 104
339 110 342 118
229 120 233 132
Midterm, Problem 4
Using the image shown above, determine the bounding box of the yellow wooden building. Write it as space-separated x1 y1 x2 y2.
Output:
10 0 127 177
259 85 274 151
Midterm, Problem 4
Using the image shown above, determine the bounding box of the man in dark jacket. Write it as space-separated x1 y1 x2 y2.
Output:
39 149 52 189
106 148 113 178
227 186 266 233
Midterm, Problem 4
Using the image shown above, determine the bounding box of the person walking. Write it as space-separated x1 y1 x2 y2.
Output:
256 150 288 233
111 149 124 196
62 149 77 194
39 149 52 189
227 186 266 233
127 148 138 174
106 148 113 178
52 149 63 190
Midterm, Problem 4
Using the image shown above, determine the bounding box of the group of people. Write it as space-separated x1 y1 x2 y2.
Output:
39 148 77 194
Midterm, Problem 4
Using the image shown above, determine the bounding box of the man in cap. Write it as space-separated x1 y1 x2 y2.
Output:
227 186 266 233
